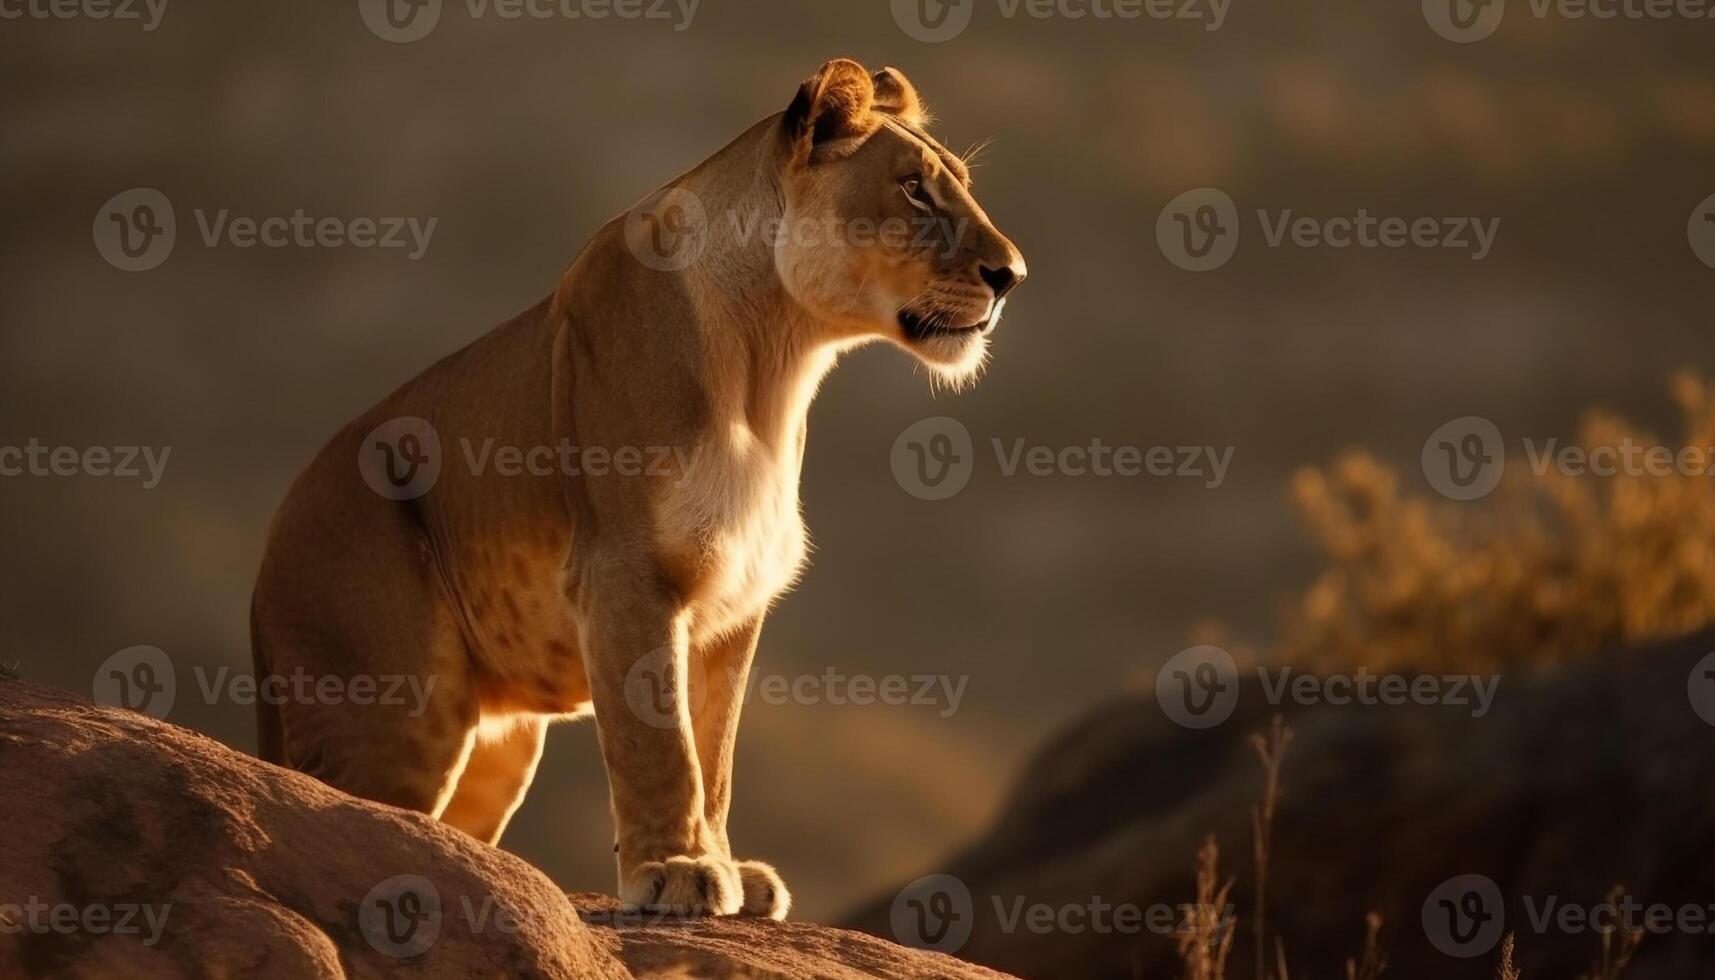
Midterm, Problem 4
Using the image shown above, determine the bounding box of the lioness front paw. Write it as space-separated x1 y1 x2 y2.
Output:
620 855 741 917
736 859 791 920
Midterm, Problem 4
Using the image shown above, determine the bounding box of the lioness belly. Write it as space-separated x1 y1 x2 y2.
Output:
444 529 591 716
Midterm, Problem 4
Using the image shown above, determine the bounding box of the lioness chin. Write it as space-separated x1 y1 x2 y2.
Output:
251 58 1025 919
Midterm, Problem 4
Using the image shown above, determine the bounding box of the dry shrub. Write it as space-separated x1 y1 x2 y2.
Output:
1281 372 1715 673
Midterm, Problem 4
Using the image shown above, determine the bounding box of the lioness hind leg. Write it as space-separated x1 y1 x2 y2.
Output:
262 616 480 817
439 716 548 845
253 515 481 817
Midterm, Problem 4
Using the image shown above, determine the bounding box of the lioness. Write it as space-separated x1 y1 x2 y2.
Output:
251 58 1025 918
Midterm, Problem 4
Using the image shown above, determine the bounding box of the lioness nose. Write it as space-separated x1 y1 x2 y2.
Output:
979 263 1025 300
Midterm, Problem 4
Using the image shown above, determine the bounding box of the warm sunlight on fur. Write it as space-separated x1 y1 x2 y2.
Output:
250 58 1026 923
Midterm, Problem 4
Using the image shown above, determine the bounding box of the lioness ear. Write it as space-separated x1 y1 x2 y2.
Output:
871 66 926 128
784 58 877 156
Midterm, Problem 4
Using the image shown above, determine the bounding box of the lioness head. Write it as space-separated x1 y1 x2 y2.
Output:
776 59 1027 383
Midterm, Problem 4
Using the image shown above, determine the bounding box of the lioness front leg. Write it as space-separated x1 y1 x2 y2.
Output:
579 560 740 916
693 618 791 919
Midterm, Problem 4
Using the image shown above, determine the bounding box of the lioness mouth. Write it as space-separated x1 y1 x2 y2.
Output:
898 308 993 340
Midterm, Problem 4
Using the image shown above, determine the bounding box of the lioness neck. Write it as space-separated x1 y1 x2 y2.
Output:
675 116 842 459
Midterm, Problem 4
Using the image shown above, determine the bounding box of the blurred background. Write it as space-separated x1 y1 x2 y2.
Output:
4 1 1714 976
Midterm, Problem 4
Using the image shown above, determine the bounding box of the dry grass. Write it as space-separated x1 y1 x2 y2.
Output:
1172 382 1703 980
1177 719 1642 980
1177 836 1236 980
1251 717 1293 980
1575 888 1643 980
1281 371 1715 673
1345 913 1385 980
1178 718 1388 980
1497 934 1520 980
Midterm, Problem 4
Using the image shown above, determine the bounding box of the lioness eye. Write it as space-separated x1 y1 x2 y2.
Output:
900 176 930 209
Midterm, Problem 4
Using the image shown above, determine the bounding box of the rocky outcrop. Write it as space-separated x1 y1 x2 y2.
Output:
0 680 1010 979
844 630 1715 980
577 893 1009 979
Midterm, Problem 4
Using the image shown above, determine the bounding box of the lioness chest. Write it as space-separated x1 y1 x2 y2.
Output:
655 432 809 646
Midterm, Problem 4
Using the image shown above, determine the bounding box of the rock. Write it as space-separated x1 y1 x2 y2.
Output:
0 679 628 979
843 630 1715 980
0 680 1012 980
575 893 1011 979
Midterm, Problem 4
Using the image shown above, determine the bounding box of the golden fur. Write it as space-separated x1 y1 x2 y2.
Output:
251 59 1026 918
